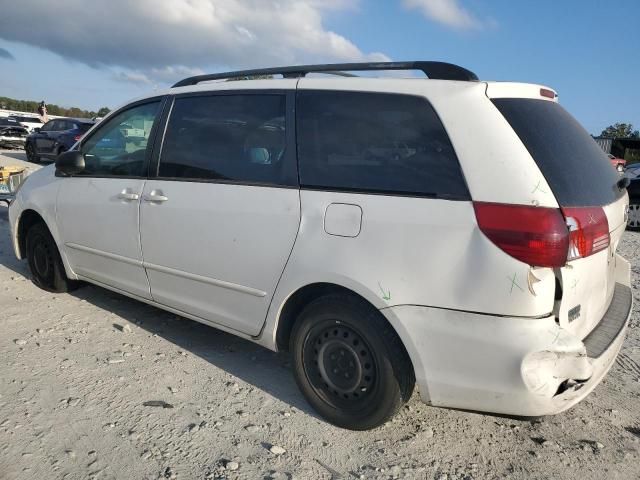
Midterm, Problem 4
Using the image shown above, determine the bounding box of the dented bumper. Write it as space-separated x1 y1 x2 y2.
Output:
381 255 631 417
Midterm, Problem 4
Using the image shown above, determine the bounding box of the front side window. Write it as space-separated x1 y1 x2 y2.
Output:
159 94 291 186
40 120 56 132
296 91 469 199
79 101 161 177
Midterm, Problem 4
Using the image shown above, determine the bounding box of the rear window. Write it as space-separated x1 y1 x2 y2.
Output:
78 123 93 132
493 99 622 207
296 91 470 199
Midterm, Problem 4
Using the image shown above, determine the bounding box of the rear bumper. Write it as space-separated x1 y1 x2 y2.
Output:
382 254 631 417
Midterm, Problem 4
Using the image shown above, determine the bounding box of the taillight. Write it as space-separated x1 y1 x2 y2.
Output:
562 207 609 261
474 202 569 268
74 135 82 141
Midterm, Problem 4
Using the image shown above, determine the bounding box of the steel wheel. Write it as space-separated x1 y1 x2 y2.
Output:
25 222 79 292
303 323 377 406
291 293 414 430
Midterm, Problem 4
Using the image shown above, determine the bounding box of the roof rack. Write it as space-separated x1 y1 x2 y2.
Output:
171 61 478 88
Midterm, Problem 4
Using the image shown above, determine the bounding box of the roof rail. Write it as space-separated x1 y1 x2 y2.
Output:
171 61 478 88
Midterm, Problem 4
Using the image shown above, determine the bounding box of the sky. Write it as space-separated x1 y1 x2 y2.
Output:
0 0 638 135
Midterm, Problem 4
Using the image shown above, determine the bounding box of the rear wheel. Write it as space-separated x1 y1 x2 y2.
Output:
628 199 640 231
26 222 78 292
25 142 40 163
290 293 414 430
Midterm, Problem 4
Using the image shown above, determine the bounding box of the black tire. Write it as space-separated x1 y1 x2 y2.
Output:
25 142 40 163
26 222 78 292
56 145 67 157
290 293 415 430
628 199 640 231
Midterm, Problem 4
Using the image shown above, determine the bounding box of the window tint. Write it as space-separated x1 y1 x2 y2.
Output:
296 91 469 199
493 99 622 207
159 94 291 186
40 120 55 132
79 101 161 177
78 122 93 133
0 118 18 126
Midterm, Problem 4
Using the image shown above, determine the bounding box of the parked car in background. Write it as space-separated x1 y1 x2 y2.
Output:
8 61 632 430
608 153 626 172
8 115 43 133
626 175 640 230
0 118 29 149
25 118 94 163
623 163 640 179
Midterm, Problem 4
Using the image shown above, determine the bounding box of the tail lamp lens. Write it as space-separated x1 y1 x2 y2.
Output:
474 202 611 268
474 202 569 268
562 207 610 261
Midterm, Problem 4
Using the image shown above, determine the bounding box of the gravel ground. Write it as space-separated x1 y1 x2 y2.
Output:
1 149 639 480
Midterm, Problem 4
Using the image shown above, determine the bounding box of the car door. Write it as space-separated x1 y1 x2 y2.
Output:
139 90 300 335
56 99 165 299
34 120 58 153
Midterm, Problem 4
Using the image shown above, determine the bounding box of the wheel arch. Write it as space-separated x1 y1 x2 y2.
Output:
274 283 415 375
16 209 48 259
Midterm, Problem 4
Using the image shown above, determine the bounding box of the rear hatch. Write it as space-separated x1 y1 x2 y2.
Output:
491 95 628 340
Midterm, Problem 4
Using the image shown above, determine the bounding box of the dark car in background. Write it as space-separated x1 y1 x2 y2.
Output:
25 117 94 163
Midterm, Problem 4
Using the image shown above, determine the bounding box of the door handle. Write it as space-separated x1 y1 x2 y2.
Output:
144 191 168 203
117 191 140 201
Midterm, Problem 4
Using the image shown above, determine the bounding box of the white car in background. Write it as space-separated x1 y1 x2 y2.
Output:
8 61 632 430
8 115 43 133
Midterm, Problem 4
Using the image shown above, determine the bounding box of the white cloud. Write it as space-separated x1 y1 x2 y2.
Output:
0 0 387 84
403 0 484 29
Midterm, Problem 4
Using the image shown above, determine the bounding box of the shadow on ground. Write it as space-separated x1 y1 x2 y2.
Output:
0 150 28 161
0 204 315 416
67 282 316 416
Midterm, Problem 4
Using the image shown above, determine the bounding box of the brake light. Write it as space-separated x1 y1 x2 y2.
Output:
562 207 609 261
474 202 569 268
74 135 82 141
540 88 556 99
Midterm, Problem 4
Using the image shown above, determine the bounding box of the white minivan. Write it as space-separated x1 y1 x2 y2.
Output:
8 62 632 430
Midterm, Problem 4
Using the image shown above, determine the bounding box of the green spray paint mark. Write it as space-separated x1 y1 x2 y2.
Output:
507 273 524 294
378 282 391 301
531 180 548 195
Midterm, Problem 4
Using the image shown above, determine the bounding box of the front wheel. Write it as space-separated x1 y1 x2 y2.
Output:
26 222 78 292
628 199 640 231
25 142 40 163
290 293 415 430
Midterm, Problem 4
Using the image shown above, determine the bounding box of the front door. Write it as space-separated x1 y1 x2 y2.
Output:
57 100 164 299
139 91 300 335
34 119 60 154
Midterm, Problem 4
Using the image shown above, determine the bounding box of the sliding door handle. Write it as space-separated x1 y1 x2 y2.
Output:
144 191 168 203
117 191 140 201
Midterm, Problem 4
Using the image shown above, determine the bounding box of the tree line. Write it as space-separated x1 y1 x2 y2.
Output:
0 96 110 119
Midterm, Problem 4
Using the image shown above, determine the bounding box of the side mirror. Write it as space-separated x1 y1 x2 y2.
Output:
55 150 85 176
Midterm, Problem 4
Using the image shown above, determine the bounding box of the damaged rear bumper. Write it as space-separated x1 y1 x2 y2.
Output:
381 254 631 417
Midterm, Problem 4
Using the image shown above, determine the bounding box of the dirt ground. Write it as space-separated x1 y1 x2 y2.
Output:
1 149 639 480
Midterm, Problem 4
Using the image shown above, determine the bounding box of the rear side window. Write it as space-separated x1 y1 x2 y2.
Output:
493 99 622 207
296 91 469 199
159 94 293 186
